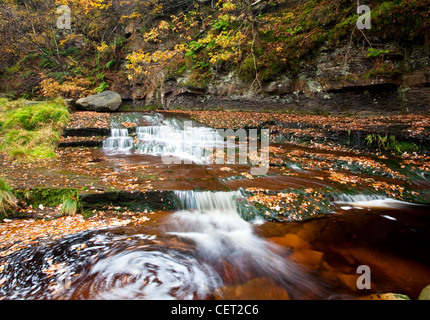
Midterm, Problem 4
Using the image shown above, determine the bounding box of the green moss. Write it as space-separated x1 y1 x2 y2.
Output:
327 14 357 46
139 174 158 180
365 133 418 154
367 48 390 58
368 0 429 43
0 98 69 158
15 188 79 207
186 63 212 88
238 56 258 82
362 61 399 79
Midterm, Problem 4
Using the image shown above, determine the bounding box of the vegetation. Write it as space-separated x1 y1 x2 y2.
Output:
125 0 429 88
61 196 80 216
0 0 428 99
0 0 428 302
0 178 17 218
15 188 79 208
365 133 419 154
0 98 70 158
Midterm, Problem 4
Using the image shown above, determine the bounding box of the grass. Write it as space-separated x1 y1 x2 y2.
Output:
139 174 159 180
61 197 80 216
0 178 17 218
0 97 70 158
14 187 81 216
15 188 79 208
365 133 418 154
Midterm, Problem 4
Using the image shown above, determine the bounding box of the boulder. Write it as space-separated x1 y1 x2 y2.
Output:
418 284 430 300
337 273 361 292
76 91 122 112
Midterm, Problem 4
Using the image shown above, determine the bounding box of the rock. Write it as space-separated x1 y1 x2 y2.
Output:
418 284 430 300
322 77 400 92
214 277 289 300
360 293 411 300
76 91 122 112
337 273 360 292
125 21 136 37
402 68 430 87
265 81 294 95
335 247 430 295
268 234 311 250
290 249 324 270
131 86 147 100
64 98 76 109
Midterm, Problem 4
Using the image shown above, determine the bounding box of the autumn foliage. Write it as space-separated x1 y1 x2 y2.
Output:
0 0 428 99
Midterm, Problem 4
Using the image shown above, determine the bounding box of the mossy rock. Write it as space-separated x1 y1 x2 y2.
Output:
15 188 79 207
360 293 411 300
418 285 430 300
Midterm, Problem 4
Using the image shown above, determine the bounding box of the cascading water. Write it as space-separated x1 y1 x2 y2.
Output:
136 118 225 164
102 113 227 164
2 188 428 300
167 190 319 299
174 190 245 213
0 190 319 300
102 128 133 154
332 193 424 210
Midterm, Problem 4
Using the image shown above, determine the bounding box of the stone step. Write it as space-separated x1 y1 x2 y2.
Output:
62 128 110 137
79 190 177 212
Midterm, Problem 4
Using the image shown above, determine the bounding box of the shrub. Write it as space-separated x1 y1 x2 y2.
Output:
94 81 109 93
40 76 93 99
367 48 390 58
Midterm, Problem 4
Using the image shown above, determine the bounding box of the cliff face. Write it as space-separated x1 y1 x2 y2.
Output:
161 46 429 115
117 0 429 115
122 43 429 116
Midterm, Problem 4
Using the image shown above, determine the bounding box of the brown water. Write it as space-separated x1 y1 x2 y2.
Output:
0 196 429 300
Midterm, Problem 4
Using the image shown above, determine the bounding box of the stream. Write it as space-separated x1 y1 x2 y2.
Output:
0 112 429 300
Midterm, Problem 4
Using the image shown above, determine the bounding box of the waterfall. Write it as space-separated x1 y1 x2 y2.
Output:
169 189 272 263
103 129 133 154
167 189 318 298
333 193 387 203
333 193 420 209
174 190 244 214
102 113 226 163
136 118 225 164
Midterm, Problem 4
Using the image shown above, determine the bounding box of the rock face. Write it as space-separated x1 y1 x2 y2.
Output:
76 91 122 112
124 38 429 115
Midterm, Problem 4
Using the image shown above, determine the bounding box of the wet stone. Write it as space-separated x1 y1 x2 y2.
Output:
214 277 290 300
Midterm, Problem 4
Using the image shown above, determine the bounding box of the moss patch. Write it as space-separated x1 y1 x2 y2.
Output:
15 188 79 208
0 98 70 159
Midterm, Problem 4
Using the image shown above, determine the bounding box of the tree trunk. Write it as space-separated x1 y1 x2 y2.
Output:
245 1 262 50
